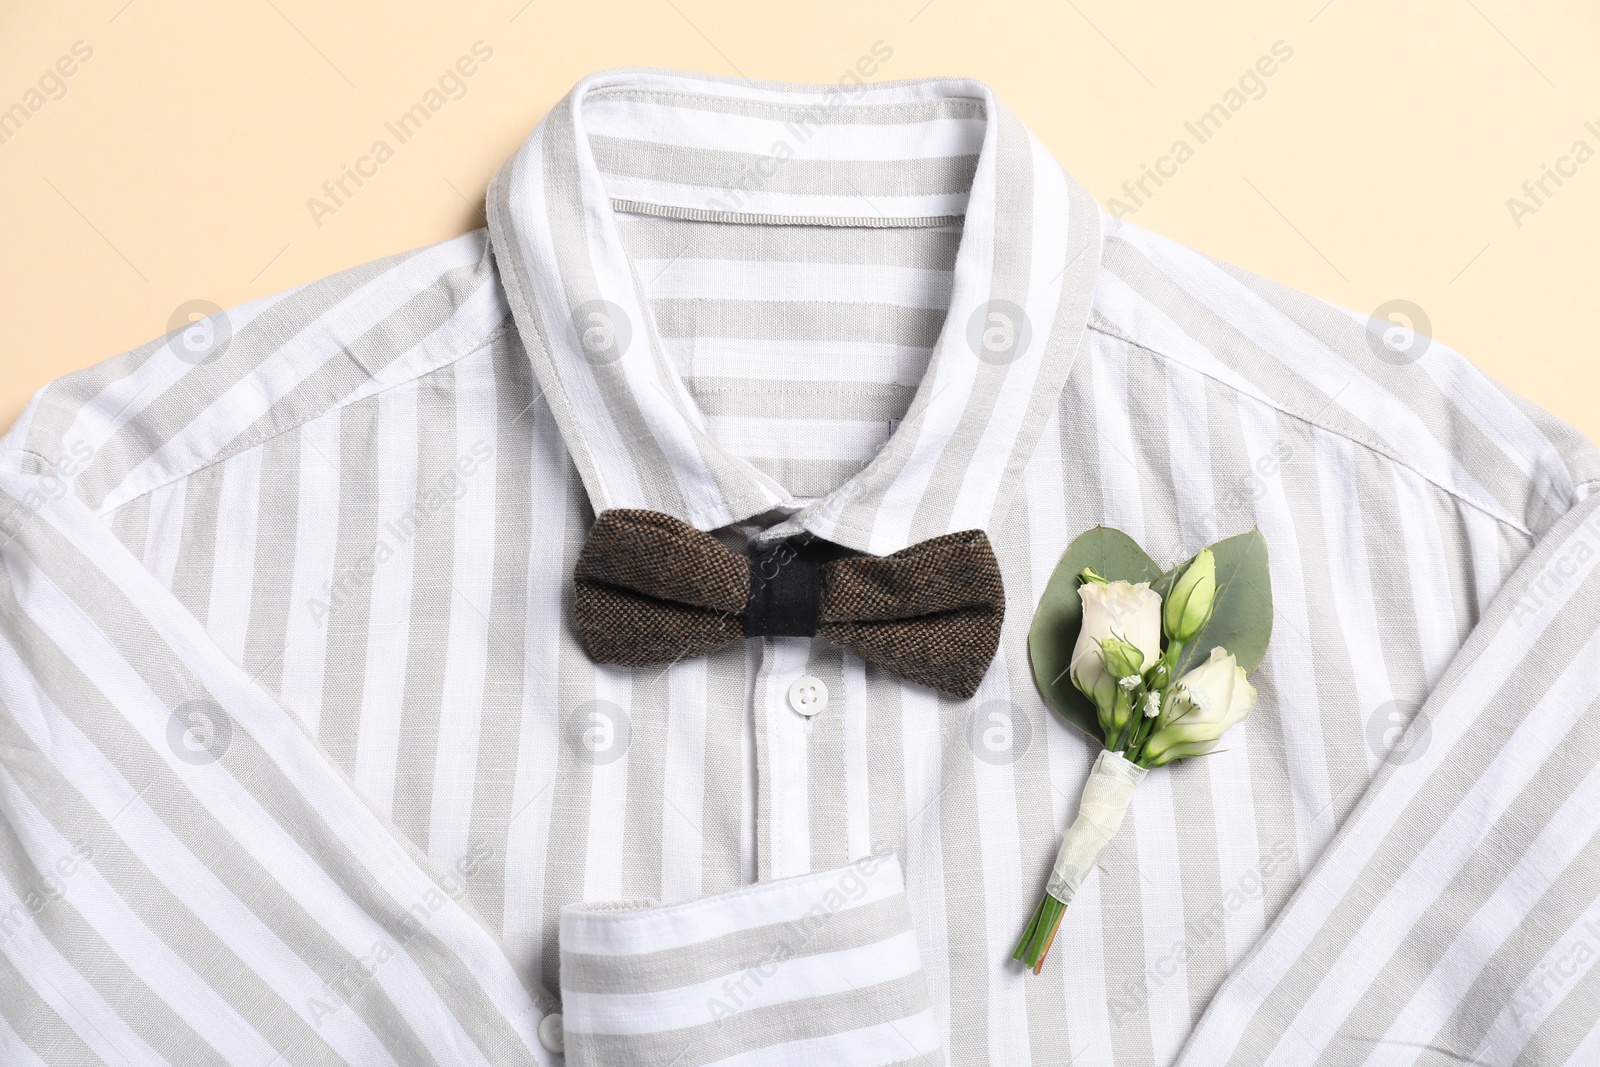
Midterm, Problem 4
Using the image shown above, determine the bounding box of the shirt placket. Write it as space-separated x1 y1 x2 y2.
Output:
751 635 855 880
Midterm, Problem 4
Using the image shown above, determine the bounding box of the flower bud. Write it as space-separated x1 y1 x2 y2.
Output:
1088 664 1119 738
1141 646 1256 765
1098 637 1146 684
1098 637 1146 735
1110 688 1133 735
1164 549 1217 643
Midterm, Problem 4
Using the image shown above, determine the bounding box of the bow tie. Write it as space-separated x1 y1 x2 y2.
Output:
572 509 1006 699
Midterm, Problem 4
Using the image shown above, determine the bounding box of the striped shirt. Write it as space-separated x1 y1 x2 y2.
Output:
1 67 1597 1066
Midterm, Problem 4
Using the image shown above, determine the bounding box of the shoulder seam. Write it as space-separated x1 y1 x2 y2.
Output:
1086 313 1537 538
77 320 514 519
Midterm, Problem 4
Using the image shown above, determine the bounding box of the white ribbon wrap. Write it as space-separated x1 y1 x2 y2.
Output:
1045 749 1148 903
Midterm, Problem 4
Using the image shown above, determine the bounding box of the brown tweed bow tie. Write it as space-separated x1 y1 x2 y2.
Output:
572 509 1006 699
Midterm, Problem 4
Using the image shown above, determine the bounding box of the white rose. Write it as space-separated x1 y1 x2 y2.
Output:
1144 646 1257 764
1070 580 1163 694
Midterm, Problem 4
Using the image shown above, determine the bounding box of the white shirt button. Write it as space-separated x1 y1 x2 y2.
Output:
538 1013 565 1055
787 675 829 716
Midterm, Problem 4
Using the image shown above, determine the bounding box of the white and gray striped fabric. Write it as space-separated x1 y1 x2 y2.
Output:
558 852 940 1066
1 67 1597 1066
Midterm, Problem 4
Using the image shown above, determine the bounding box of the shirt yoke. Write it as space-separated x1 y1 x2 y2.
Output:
6 217 1597 545
1 230 510 518
1091 216 1600 540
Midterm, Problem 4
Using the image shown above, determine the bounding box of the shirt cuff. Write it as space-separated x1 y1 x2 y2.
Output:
556 852 944 1067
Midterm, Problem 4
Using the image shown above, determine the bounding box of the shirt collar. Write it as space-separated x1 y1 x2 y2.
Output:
486 68 1102 555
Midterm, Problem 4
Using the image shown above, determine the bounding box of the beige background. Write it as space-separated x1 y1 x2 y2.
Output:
2 0 1596 443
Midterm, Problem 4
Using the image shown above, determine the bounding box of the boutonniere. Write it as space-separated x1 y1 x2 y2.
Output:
1014 527 1273 974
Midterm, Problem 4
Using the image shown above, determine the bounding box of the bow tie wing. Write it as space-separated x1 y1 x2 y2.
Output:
573 510 750 668
818 530 1006 699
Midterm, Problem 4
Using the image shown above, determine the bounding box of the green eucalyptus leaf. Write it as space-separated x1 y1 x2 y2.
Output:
1154 530 1274 679
1028 527 1163 741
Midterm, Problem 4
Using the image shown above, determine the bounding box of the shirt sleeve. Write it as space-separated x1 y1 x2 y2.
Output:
1179 487 1600 1066
0 453 559 1066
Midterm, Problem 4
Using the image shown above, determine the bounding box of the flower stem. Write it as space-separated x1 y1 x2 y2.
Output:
1013 892 1069 973
1125 640 1185 765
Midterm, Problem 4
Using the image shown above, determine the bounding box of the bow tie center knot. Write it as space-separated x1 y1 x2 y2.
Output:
744 540 826 639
